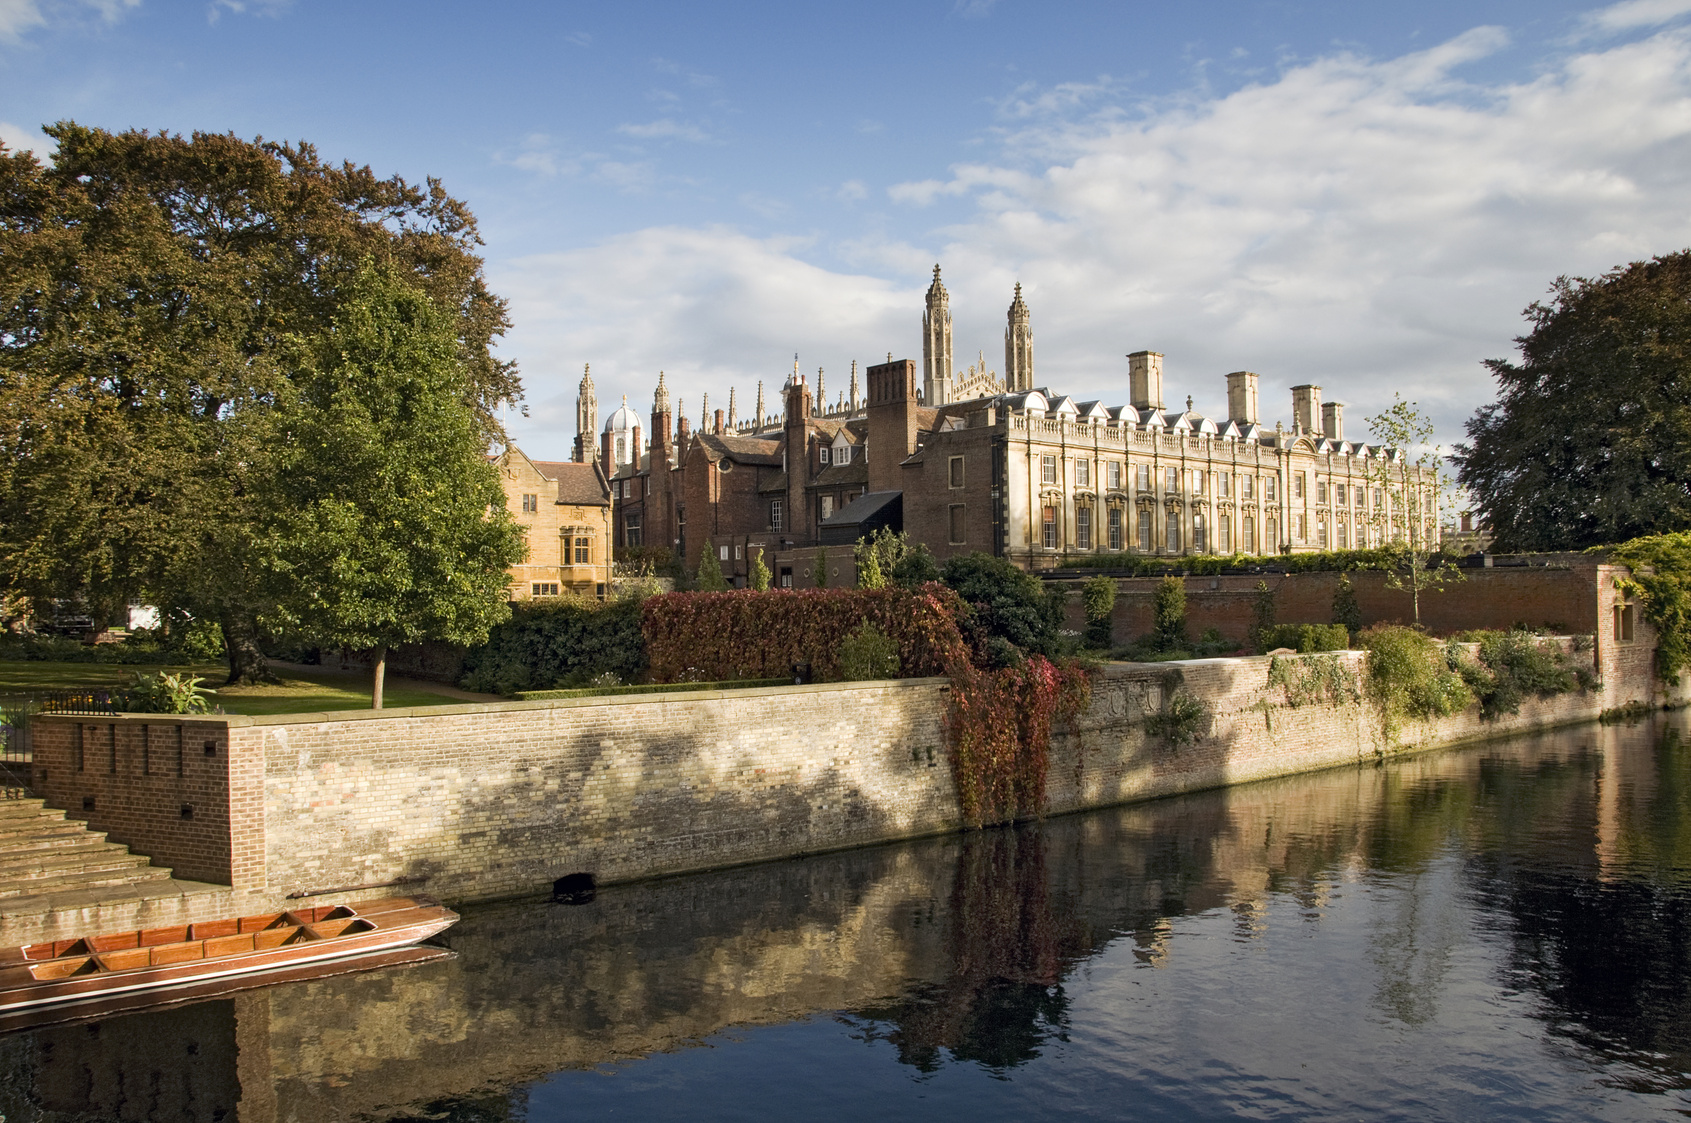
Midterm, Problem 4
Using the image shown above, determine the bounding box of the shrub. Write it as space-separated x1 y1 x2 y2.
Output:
1332 574 1363 639
1144 689 1210 746
813 545 828 589
941 552 1063 664
1152 576 1187 651
1258 623 1351 653
1446 629 1579 720
1358 625 1472 735
1250 579 1278 653
891 543 940 590
1604 531 1691 683
641 586 970 684
696 543 729 592
750 548 772 592
839 620 900 681
124 672 213 714
1082 575 1117 649
461 598 647 695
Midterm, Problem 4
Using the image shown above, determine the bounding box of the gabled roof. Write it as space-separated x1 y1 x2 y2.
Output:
809 460 869 489
530 459 612 506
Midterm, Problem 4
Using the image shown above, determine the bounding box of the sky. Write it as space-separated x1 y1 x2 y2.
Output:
5 0 1691 458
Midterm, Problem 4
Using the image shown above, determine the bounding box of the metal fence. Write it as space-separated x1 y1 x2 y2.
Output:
0 694 40 800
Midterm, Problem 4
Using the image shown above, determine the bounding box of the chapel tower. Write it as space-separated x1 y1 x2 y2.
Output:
922 265 953 407
1005 282 1034 393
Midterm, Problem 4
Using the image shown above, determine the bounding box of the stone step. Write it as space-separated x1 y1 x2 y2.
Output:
0 844 154 881
0 820 104 850
0 863 173 900
0 799 58 821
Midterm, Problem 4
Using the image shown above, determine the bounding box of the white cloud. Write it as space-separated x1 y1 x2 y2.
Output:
0 0 45 38
1585 0 1691 33
616 118 713 143
0 120 48 153
493 23 1691 455
837 179 868 202
0 0 136 40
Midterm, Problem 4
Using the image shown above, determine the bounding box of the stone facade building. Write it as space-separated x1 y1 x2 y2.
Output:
605 267 1439 584
495 446 613 600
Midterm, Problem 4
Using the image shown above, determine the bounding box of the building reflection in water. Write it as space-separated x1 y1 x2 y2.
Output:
0 711 1687 1120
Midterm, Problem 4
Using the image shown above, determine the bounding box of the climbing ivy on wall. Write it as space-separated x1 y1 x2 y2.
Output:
1603 531 1691 684
946 654 1091 827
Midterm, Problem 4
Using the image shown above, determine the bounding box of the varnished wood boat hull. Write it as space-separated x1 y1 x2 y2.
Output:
0 896 458 1023
0 945 453 1036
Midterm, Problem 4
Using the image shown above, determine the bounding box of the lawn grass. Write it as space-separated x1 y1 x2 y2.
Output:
0 661 465 715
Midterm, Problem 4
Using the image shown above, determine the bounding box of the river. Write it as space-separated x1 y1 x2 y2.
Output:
3 710 1690 1121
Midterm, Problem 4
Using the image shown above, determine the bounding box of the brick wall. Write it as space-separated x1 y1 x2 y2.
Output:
30 716 246 886
1063 562 1608 645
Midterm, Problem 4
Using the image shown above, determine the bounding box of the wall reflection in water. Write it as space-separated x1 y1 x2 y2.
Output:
1 711 1688 1121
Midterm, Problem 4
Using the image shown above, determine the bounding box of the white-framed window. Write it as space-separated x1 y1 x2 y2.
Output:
1136 463 1150 492
1075 459 1091 488
1191 469 1205 495
1243 475 1254 499
1166 466 1180 493
1076 506 1092 550
719 545 730 561
1108 461 1123 490
1042 506 1058 549
770 499 783 531
820 446 830 465
734 544 744 560
835 446 850 465
1041 454 1058 485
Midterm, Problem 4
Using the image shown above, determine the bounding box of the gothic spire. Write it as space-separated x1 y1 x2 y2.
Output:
653 369 671 415
849 360 860 413
755 380 765 429
727 386 737 429
574 363 598 463
1005 282 1034 393
923 264 953 408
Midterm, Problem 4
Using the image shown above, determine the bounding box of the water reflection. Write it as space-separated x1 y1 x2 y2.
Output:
0 711 1688 1120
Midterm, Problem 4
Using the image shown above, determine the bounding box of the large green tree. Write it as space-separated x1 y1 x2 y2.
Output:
0 124 520 682
1456 252 1691 550
267 264 523 707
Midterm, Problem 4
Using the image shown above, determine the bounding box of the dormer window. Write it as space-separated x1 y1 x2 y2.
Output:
820 447 830 465
835 446 851 465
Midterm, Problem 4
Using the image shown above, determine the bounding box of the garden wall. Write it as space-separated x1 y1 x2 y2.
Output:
27 608 1682 936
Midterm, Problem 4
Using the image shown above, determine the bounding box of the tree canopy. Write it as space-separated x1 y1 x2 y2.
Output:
0 123 523 683
1456 252 1691 551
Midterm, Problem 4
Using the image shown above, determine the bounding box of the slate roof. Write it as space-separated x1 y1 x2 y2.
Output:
531 460 612 506
694 432 783 467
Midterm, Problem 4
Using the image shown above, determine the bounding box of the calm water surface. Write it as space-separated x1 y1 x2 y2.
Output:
4 713 1691 1121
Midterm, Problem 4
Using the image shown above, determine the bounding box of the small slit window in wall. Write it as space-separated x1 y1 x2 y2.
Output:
949 456 965 488
522 493 538 514
1614 601 1635 642
532 582 560 597
949 503 967 545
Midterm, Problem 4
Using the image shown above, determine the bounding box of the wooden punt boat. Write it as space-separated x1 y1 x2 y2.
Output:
0 895 457 1027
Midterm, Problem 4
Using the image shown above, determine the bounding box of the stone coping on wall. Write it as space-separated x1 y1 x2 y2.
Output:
37 676 956 730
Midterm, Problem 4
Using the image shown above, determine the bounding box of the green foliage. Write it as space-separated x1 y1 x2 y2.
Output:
1458 252 1691 550
124 671 213 715
460 598 646 696
1365 396 1463 625
267 264 523 685
1445 629 1580 721
1082 575 1117 649
0 125 517 687
641 586 971 684
940 552 1063 666
1605 530 1691 683
1152 576 1187 651
1258 623 1350 653
1332 574 1363 639
514 678 790 701
696 543 729 592
750 548 772 592
1144 689 1210 747
1250 579 1278 653
813 546 829 589
839 620 901 681
890 543 941 590
1359 625 1473 737
1266 653 1361 708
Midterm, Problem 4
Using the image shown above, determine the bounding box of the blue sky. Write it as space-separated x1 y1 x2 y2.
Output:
6 0 1691 458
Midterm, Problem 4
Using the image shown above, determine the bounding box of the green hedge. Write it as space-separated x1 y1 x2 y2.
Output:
1057 547 1423 575
1258 623 1351 653
460 598 646 695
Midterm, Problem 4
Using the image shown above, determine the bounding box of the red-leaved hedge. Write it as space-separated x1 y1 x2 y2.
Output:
640 585 971 683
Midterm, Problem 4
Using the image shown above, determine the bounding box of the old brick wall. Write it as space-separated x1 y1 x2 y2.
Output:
30 716 250 886
1063 563 1606 646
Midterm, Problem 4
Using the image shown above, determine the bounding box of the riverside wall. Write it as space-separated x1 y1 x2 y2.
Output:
25 597 1685 935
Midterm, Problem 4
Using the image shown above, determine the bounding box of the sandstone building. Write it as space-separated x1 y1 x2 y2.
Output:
602 268 1439 585
494 446 613 600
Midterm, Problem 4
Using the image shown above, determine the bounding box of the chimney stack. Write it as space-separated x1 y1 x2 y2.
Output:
1225 371 1259 425
1128 351 1165 411
1291 384 1322 435
866 358 920 494
1321 401 1344 441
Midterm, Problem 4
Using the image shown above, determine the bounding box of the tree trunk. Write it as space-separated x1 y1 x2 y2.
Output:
220 608 278 686
372 646 387 710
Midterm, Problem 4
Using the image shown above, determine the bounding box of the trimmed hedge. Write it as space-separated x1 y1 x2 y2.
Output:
461 598 646 695
514 678 790 701
641 585 970 684
1259 623 1351 653
1057 546 1432 575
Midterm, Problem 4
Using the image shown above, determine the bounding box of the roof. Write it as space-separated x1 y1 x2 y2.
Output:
694 432 783 468
818 490 903 546
809 460 868 489
530 460 612 506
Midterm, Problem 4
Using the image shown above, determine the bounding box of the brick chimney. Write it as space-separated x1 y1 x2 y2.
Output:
866 359 919 494
784 373 814 544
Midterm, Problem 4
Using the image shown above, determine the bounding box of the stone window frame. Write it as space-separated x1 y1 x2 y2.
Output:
1108 506 1124 551
1137 508 1153 552
1076 505 1093 551
1075 458 1091 489
949 455 966 489
949 503 968 545
531 582 560 597
769 499 783 531
1042 505 1059 549
521 493 538 514
573 535 593 565
1107 461 1123 491
624 511 642 548
1165 508 1182 553
1191 511 1206 553
1041 454 1058 486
